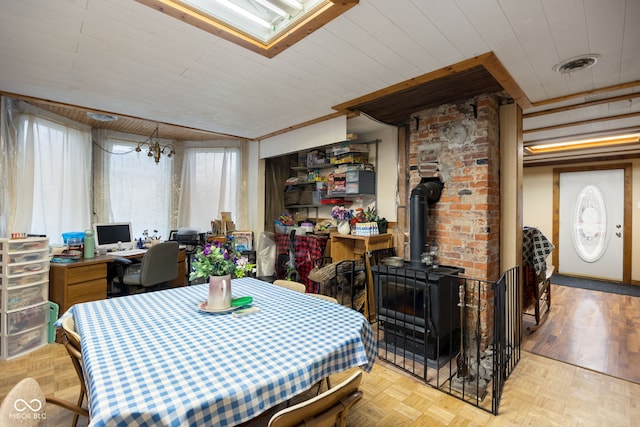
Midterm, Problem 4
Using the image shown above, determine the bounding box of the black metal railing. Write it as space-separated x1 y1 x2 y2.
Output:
372 264 521 414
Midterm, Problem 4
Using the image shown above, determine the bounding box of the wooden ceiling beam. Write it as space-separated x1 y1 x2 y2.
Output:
524 111 640 134
529 80 640 108
525 92 640 118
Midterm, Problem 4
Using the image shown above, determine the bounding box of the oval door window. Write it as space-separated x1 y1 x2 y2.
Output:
572 184 607 262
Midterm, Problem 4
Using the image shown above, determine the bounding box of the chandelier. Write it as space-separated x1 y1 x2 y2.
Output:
136 125 175 164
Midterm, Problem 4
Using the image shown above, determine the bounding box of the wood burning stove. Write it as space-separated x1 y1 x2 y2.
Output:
373 264 463 361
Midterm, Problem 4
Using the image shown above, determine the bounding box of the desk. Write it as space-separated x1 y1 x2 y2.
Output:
330 233 394 321
70 277 376 426
49 249 185 313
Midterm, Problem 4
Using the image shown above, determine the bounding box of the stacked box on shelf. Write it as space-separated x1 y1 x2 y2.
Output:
0 237 50 360
329 152 369 165
306 149 328 168
346 170 376 194
326 142 369 156
328 170 375 195
327 173 346 196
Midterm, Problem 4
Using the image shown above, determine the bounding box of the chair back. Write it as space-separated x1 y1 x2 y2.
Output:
61 316 81 350
0 377 89 425
308 293 338 304
0 378 46 427
268 371 363 427
139 241 179 287
273 279 306 293
61 316 87 397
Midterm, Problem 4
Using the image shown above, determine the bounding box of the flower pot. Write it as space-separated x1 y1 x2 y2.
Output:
208 274 232 309
338 221 351 235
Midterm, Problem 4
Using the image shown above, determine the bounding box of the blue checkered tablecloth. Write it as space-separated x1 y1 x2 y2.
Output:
70 277 376 426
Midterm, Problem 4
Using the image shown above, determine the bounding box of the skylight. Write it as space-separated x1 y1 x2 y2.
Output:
137 0 358 57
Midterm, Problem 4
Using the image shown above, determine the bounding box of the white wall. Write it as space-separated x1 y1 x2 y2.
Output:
358 126 398 222
259 116 347 159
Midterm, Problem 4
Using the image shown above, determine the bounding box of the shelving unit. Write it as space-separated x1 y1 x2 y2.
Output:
284 139 380 214
0 237 50 360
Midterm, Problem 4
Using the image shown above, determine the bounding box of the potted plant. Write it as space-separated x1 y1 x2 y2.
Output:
331 205 353 235
190 236 255 309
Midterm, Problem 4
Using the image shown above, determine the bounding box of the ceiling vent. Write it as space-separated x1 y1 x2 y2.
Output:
553 54 600 74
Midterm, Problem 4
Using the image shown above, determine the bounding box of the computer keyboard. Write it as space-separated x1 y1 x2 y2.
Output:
106 249 147 257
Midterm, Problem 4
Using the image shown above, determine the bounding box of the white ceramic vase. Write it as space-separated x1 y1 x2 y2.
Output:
208 274 232 309
338 221 351 235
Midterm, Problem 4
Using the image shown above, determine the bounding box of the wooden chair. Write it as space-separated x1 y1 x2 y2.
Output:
273 279 307 293
0 377 88 427
363 247 397 320
268 371 363 427
61 316 88 427
308 293 338 304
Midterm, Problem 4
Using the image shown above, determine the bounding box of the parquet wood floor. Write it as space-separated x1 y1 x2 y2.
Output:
3 285 640 426
523 284 640 384
3 340 640 426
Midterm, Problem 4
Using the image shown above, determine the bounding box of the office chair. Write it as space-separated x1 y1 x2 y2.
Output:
268 371 363 427
112 241 179 295
169 230 202 284
0 378 89 427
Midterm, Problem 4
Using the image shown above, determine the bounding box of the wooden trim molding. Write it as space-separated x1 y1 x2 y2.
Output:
530 80 640 108
332 52 533 114
524 112 640 134
525 92 640 119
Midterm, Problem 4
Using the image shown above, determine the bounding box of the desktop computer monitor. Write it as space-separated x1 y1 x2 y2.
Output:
94 222 134 251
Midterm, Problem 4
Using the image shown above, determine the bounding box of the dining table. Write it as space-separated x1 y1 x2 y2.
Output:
66 277 377 426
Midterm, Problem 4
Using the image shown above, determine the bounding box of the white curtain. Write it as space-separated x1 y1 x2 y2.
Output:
0 98 92 243
178 147 239 232
92 131 173 241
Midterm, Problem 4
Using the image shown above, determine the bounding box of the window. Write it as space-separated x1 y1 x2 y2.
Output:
178 147 239 231
136 0 358 57
3 113 92 244
94 136 173 241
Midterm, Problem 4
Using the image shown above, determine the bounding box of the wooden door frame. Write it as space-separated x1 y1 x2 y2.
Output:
552 163 632 284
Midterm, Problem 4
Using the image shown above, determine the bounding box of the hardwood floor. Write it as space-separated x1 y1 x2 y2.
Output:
3 285 640 426
3 338 640 426
523 284 640 384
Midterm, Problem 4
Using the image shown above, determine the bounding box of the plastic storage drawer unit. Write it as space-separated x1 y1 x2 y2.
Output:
6 282 48 310
6 302 50 335
6 323 48 359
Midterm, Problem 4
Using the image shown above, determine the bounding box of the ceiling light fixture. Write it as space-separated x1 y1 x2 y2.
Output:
553 54 600 74
136 0 357 57
136 125 176 164
255 0 287 17
87 112 118 122
211 0 272 28
526 132 640 154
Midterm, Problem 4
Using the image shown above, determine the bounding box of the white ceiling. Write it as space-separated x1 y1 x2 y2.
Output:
1 0 639 151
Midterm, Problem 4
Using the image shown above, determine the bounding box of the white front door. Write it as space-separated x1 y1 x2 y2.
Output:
558 169 624 281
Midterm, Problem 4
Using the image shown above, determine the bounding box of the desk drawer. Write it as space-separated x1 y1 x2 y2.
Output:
68 263 106 284
68 279 106 306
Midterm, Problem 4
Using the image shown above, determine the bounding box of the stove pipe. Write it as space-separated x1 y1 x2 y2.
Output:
409 177 444 267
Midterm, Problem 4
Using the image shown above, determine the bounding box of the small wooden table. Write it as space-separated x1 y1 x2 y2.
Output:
329 233 394 320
